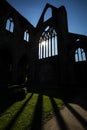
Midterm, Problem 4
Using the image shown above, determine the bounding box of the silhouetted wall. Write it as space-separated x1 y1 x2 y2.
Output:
0 0 87 89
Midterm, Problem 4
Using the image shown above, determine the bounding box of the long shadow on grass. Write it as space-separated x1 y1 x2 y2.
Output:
50 97 69 130
0 88 9 114
0 86 26 115
30 94 43 130
28 86 87 110
65 103 87 130
4 93 33 130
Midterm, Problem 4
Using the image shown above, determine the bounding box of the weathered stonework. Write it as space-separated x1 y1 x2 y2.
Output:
0 0 87 89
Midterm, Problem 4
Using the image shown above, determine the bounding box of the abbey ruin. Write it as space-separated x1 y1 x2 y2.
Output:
0 0 87 90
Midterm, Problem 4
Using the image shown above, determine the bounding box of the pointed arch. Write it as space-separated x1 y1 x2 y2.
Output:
24 30 29 42
38 26 58 59
6 17 14 32
75 47 86 62
44 8 52 22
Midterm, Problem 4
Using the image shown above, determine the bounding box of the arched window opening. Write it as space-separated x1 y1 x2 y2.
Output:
38 26 58 59
44 8 52 22
75 48 86 62
24 30 29 42
76 38 80 42
6 17 14 32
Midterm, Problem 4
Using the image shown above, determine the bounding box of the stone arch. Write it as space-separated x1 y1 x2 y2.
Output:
23 29 29 42
6 17 14 32
37 23 59 87
44 7 52 22
17 54 29 84
36 4 53 27
4 12 15 30
75 47 86 62
4 12 22 37
68 41 87 85
69 41 87 63
38 25 58 59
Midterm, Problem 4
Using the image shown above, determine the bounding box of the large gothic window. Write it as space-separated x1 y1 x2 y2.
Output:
6 17 14 32
75 47 86 62
38 26 58 59
24 30 29 42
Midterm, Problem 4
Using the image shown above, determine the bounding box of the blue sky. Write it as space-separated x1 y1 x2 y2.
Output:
7 0 87 36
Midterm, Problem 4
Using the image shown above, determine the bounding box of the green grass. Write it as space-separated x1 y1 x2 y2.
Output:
0 93 64 130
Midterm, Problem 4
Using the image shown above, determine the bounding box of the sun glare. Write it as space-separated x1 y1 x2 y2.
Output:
41 41 45 46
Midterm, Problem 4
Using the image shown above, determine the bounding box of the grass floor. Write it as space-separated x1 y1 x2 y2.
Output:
0 92 64 130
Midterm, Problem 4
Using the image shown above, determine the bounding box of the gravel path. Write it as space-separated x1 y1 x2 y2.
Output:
43 103 87 130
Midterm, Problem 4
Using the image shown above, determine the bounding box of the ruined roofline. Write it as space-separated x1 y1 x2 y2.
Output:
69 32 87 38
45 3 58 9
45 3 66 10
3 1 66 29
4 0 35 29
36 3 66 27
